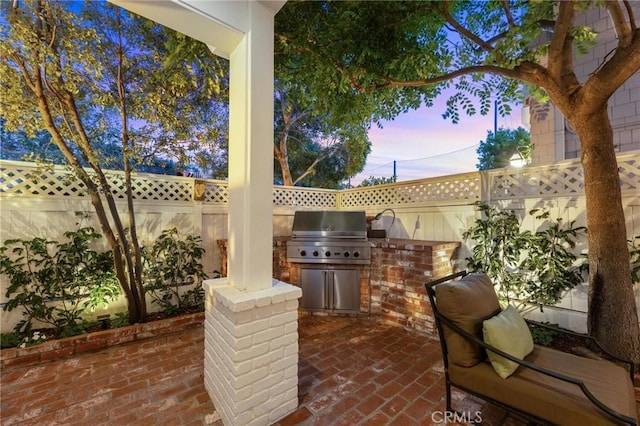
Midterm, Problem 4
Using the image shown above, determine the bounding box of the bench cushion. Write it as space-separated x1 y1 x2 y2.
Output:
435 273 501 367
449 345 638 425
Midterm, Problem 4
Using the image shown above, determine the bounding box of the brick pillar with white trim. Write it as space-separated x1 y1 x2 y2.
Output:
203 278 301 425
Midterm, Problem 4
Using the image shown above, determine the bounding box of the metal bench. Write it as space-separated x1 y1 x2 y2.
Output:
425 271 638 425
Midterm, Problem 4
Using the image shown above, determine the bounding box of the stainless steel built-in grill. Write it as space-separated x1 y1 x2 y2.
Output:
287 210 370 314
286 210 371 265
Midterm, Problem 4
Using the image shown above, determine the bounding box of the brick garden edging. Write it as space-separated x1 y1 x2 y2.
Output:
0 311 204 369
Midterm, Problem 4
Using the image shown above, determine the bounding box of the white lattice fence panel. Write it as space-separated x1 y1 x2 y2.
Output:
273 187 337 208
341 186 399 208
1 162 88 197
115 174 193 201
488 153 640 200
340 173 481 208
489 164 585 199
0 161 194 201
203 185 337 208
3 153 637 206
397 174 481 203
205 182 229 204
618 155 639 194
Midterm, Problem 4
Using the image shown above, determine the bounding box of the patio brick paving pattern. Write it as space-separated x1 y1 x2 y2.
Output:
281 315 527 426
1 326 214 425
3 314 636 425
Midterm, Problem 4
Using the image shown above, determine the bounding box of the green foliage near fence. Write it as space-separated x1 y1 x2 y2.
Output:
463 202 589 311
143 228 208 316
0 226 207 348
0 227 120 341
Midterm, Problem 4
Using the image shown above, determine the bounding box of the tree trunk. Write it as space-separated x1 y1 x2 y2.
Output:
27 40 144 324
274 136 294 186
573 105 640 365
116 10 146 321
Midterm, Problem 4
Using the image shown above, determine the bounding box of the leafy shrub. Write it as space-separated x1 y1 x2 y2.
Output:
463 202 588 310
0 227 121 336
1 332 19 349
463 202 527 294
143 228 208 315
0 224 211 347
1 330 49 349
18 330 48 348
529 323 561 346
519 209 588 306
59 320 92 338
111 312 130 328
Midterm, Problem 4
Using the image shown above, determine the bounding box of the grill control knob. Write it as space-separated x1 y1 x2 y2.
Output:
325 251 331 257
343 251 350 257
353 251 360 258
313 250 319 257
300 250 307 257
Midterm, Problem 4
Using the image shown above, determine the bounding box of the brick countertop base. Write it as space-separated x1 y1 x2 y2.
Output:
0 312 204 369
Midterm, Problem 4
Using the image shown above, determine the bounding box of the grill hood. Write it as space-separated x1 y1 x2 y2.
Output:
291 210 367 240
288 210 370 264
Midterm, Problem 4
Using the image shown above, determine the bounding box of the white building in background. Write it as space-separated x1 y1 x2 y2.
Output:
529 3 640 164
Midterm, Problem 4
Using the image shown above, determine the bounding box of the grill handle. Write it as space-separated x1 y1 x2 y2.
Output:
323 271 328 310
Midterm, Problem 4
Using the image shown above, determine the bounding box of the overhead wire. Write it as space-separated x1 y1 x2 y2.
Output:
357 143 478 176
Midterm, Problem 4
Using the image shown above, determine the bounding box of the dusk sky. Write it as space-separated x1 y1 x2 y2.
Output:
350 95 525 185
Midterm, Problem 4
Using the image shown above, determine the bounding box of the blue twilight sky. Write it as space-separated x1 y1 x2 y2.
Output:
350 95 525 185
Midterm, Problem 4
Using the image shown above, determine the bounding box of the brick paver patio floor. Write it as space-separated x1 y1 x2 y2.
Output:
280 315 525 426
1 314 618 425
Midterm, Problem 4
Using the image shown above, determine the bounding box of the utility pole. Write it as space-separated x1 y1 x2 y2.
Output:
494 100 498 134
393 160 397 182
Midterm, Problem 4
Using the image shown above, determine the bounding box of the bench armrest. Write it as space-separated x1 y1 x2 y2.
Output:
525 318 636 381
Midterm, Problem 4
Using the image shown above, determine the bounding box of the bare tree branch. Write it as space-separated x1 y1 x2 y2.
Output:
548 1 575 81
484 30 510 47
292 155 324 186
291 135 341 186
622 0 637 31
583 30 640 107
8 53 37 93
47 24 57 49
606 0 633 46
437 2 494 53
373 63 540 90
500 0 516 29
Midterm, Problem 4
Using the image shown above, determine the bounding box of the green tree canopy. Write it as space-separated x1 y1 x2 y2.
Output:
275 0 640 362
275 1 520 126
476 127 531 170
0 2 229 178
356 175 397 188
0 0 228 322
273 83 370 188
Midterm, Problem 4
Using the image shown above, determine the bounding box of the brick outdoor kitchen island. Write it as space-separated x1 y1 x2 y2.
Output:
218 237 461 334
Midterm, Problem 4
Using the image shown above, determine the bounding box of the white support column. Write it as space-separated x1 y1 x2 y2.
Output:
203 2 300 425
107 2 298 424
227 1 274 293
